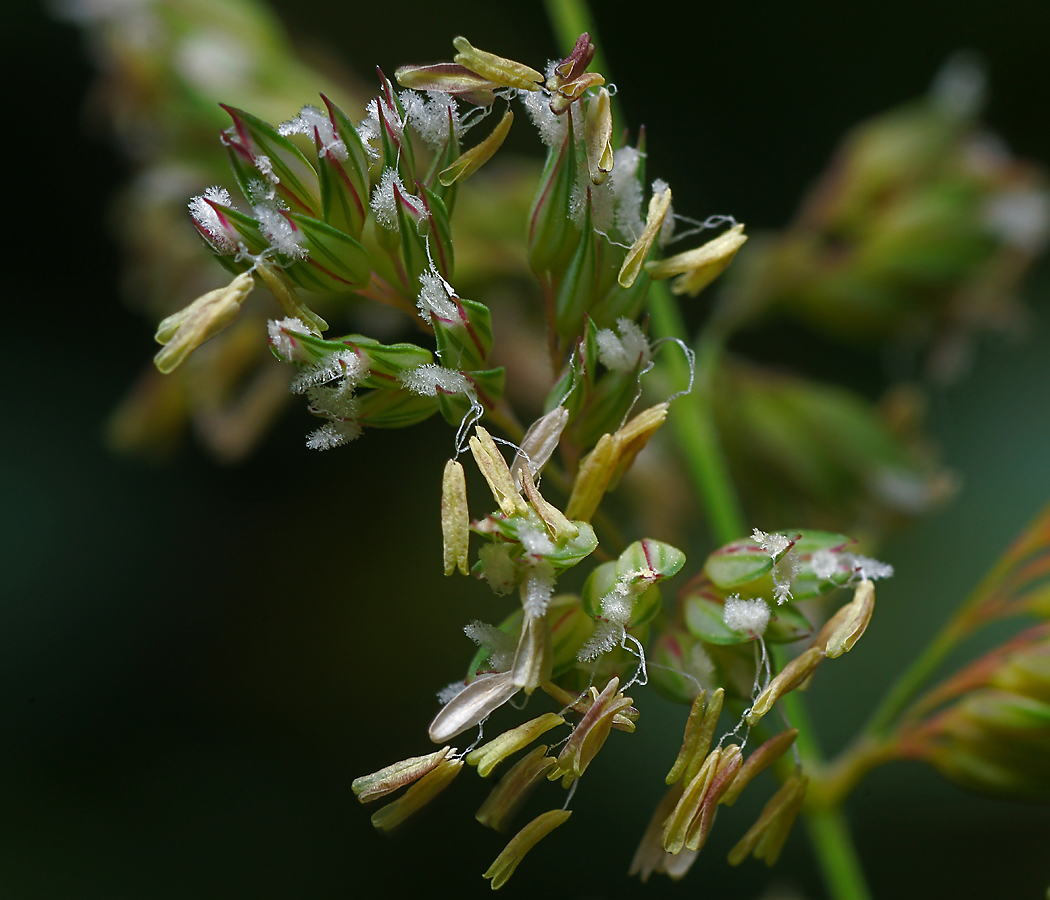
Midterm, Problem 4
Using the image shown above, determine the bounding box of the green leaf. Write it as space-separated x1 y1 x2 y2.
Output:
704 538 775 589
591 266 651 329
564 320 653 447
580 561 614 618
221 104 320 216
528 116 580 275
618 538 686 581
353 338 434 387
544 317 599 424
319 94 373 239
581 560 663 628
553 198 600 340
419 184 455 282
791 530 856 599
283 333 432 389
765 603 815 643
684 592 752 645
356 388 438 428
581 539 683 627
474 516 597 574
544 521 598 572
285 213 370 291
683 584 812 645
394 183 429 288
376 72 416 186
704 530 855 599
433 295 493 371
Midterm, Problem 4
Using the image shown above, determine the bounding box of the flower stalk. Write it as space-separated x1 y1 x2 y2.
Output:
543 5 874 896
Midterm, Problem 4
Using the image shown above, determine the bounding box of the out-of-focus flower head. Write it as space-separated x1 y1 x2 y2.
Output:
715 54 1049 385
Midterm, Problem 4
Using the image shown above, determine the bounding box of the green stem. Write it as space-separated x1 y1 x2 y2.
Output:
861 546 1007 739
543 0 745 545
818 531 1015 797
780 667 873 900
649 286 746 543
543 5 871 899
812 734 899 811
802 806 874 900
651 283 869 900
814 533 1001 809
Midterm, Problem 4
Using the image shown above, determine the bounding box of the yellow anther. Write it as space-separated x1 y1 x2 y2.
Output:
618 186 673 288
469 425 530 518
154 272 255 374
466 713 565 777
441 459 470 576
452 36 544 92
584 88 614 185
439 109 514 186
645 223 747 297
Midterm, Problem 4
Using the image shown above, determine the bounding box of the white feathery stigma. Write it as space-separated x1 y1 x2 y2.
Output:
279 104 348 161
370 168 407 232
356 99 381 159
437 681 468 706
570 176 615 233
752 528 792 559
807 549 893 583
577 573 647 662
305 419 361 451
245 176 276 204
652 178 675 246
464 621 518 672
848 553 894 581
417 266 459 325
578 621 623 662
610 147 645 240
254 154 278 186
359 97 403 157
306 383 360 420
723 594 770 637
520 88 566 148
521 561 556 618
188 186 237 254
810 548 841 580
400 90 462 150
253 204 307 258
291 349 366 394
596 318 651 372
267 317 311 361
400 364 472 397
752 529 798 605
517 516 556 558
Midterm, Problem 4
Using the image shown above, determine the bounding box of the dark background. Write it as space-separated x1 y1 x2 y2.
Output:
7 0 1050 896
